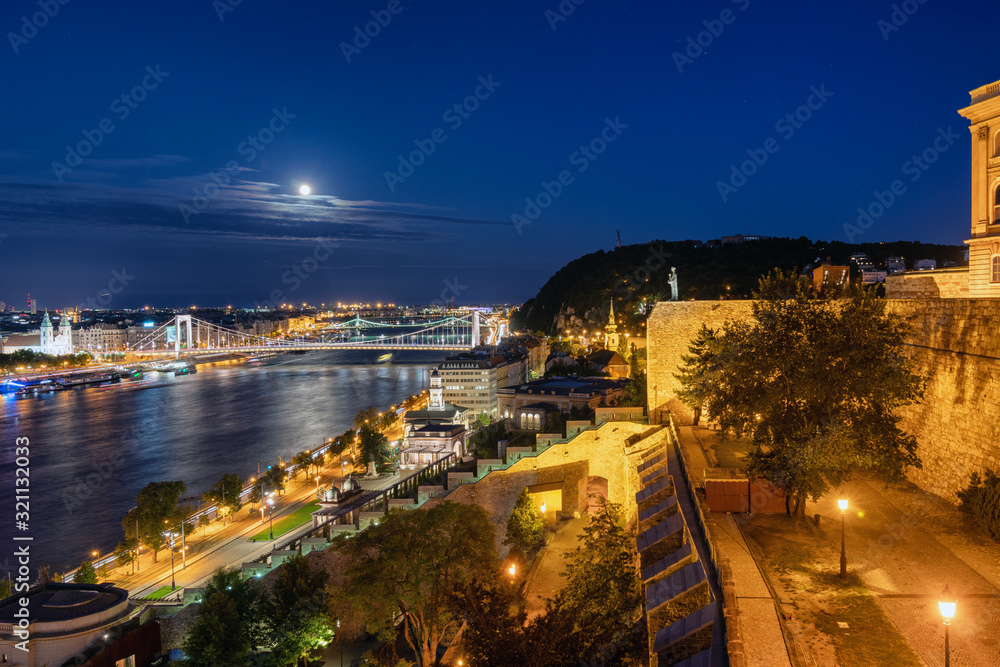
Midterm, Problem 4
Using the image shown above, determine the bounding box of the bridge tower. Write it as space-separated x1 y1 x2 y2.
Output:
472 311 480 347
174 315 194 358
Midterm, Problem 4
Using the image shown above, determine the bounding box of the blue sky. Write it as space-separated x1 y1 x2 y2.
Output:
1 0 997 308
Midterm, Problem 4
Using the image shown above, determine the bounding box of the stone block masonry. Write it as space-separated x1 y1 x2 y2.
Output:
647 298 1000 501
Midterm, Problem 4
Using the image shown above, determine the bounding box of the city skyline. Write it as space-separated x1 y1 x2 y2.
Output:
3 1 999 306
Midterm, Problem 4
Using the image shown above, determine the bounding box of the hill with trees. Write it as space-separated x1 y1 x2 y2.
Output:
509 236 966 335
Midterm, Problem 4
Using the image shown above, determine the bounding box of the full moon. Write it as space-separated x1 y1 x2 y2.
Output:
299 184 311 195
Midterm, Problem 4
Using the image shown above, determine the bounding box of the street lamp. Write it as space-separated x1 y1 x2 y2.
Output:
267 497 275 540
508 564 516 578
168 533 176 590
939 585 956 666
337 619 343 667
838 497 848 581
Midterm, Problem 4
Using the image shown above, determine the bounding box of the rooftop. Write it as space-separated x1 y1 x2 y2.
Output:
0 583 128 625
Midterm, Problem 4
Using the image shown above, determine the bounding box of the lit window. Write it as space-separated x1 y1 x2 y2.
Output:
992 256 1000 284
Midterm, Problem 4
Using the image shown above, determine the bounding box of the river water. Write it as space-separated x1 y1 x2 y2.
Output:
0 350 444 574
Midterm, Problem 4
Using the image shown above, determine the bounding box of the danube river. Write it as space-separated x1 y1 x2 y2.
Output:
0 351 444 574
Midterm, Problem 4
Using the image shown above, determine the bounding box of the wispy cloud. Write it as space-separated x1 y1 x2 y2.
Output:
0 151 505 245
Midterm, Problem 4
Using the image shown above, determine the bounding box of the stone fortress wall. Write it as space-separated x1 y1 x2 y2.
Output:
647 299 1000 502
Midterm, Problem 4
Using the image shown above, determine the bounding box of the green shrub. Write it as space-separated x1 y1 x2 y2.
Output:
957 469 1000 541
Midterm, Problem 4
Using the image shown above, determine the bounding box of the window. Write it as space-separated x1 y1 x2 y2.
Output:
992 255 1000 284
995 186 1000 223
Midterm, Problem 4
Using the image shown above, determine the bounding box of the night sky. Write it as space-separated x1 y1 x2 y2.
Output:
1 0 997 309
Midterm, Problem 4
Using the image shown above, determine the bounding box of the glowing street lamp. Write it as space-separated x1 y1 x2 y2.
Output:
838 497 848 582
508 564 516 578
939 585 956 666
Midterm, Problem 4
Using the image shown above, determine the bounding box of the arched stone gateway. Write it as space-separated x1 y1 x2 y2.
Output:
583 475 609 514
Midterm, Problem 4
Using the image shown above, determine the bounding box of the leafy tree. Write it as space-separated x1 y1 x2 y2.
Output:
181 568 266 667
263 465 286 496
114 539 137 574
504 489 544 559
204 474 244 524
454 579 527 665
358 423 390 477
336 502 499 667
957 469 1000 541
121 480 187 563
312 449 327 471
291 451 313 479
331 430 354 458
76 560 97 584
675 270 926 516
378 410 399 432
199 513 211 536
264 554 335 667
541 498 642 664
353 406 380 430
0 578 11 600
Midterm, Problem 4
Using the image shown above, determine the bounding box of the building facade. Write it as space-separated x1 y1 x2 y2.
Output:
959 78 1000 297
0 312 74 355
498 377 630 428
75 323 127 354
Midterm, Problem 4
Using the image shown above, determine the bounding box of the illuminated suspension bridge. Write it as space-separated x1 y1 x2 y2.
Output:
127 312 492 357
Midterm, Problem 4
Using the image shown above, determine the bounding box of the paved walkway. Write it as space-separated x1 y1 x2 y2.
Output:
523 516 588 619
677 426 791 667
679 424 1000 667
827 476 1000 667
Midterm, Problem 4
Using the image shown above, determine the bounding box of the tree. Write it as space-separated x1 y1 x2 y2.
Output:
114 539 137 575
358 423 390 477
455 579 528 666
122 480 187 563
540 498 642 665
336 502 499 667
181 568 266 667
291 451 313 479
674 270 926 516
331 431 354 458
263 465 286 496
199 513 211 536
204 474 244 524
77 560 97 584
504 489 544 560
0 578 11 600
264 554 335 666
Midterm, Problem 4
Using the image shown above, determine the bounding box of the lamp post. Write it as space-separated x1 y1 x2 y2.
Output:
838 497 848 581
168 533 176 590
939 585 956 666
267 497 275 540
337 619 343 667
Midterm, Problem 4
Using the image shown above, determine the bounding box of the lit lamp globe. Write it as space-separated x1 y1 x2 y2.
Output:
838 498 848 513
939 585 957 624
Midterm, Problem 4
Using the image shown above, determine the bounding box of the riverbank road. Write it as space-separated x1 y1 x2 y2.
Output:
106 454 418 599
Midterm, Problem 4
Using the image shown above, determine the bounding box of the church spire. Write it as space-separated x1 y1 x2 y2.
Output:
605 301 619 350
